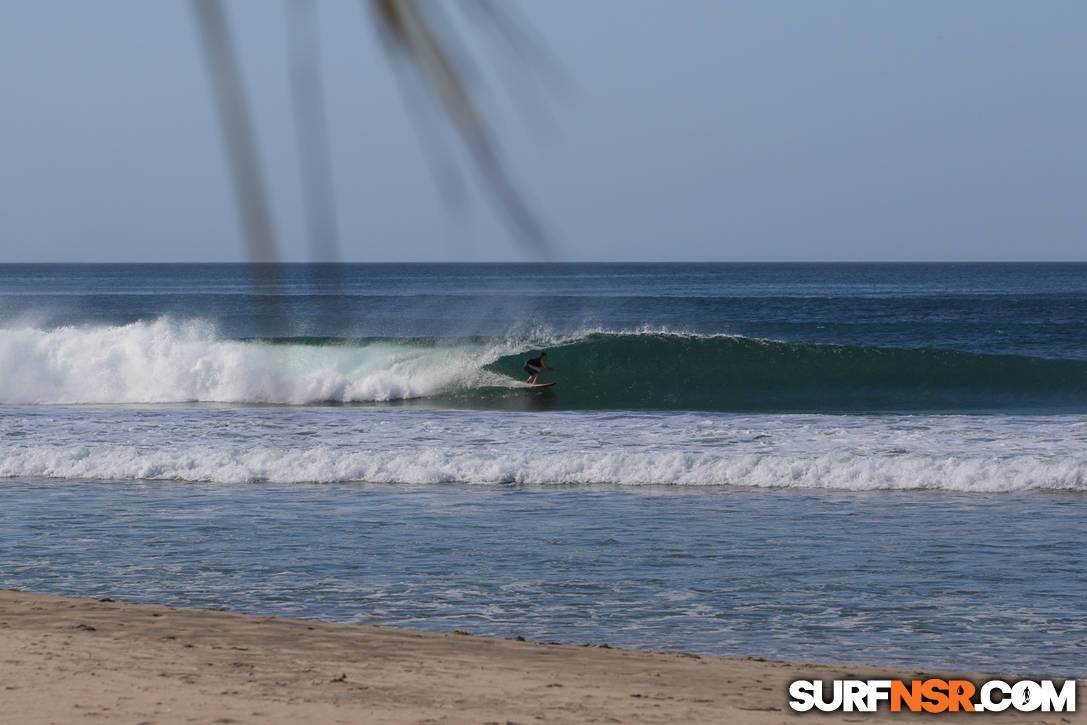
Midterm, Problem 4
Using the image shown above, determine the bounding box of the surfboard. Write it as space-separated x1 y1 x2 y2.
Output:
530 382 556 388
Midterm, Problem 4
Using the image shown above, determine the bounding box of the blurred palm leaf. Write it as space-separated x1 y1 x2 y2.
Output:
191 0 553 270
372 0 551 251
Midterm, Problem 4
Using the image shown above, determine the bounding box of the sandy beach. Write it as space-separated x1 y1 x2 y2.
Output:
0 590 1079 724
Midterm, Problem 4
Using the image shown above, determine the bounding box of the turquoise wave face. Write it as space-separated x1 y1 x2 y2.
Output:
484 333 1087 412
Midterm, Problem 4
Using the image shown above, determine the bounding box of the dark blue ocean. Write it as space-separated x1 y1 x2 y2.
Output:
1 263 1084 674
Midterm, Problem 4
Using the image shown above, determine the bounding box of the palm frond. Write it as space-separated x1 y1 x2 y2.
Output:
370 0 551 252
287 0 342 264
192 0 555 267
190 0 281 266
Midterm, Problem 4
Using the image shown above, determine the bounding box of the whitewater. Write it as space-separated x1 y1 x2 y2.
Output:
0 318 518 405
3 405 1086 492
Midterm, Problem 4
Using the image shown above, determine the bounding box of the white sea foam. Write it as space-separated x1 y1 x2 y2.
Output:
1 444 1084 491
0 319 513 404
1 408 1084 492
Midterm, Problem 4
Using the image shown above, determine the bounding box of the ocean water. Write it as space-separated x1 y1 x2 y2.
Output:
1 263 1085 675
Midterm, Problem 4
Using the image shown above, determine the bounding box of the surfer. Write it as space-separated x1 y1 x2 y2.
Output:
524 351 557 384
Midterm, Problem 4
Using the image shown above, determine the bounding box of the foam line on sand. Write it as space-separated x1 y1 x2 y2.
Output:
0 590 1079 724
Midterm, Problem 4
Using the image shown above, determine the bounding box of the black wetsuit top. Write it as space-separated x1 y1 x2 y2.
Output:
524 356 544 373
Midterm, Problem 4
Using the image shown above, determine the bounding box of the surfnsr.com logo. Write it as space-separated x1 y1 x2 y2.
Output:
789 679 1076 713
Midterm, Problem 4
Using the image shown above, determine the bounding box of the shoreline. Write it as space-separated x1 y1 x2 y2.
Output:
2 590 1081 724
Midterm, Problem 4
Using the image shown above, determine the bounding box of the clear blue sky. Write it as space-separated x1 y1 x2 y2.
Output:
1 1 1084 262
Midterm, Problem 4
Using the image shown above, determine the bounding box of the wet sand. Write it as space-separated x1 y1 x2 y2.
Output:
0 590 1080 724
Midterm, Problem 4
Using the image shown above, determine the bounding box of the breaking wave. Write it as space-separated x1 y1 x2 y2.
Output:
1 319 1085 411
